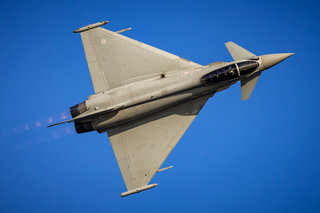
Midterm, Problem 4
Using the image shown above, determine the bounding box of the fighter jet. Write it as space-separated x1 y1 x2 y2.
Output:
49 21 294 197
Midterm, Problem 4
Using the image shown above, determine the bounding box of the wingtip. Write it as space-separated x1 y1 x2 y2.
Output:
73 20 109 33
120 184 158 197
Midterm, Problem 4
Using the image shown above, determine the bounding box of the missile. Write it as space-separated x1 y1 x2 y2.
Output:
73 21 109 33
157 166 173 172
115 28 132 34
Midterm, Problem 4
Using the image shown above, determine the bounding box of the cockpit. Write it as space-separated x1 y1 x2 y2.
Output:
237 61 259 76
200 64 238 84
200 60 259 84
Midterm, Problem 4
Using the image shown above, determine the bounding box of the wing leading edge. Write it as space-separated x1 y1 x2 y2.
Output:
107 95 213 197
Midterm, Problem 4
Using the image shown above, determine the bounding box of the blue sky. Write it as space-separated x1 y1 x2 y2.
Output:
1 0 320 212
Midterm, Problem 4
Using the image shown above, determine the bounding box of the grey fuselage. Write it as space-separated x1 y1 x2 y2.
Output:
71 58 261 133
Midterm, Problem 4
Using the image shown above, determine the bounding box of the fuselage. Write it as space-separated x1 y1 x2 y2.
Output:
55 23 295 197
71 57 261 134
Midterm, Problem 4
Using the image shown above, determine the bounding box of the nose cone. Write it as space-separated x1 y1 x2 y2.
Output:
260 53 294 70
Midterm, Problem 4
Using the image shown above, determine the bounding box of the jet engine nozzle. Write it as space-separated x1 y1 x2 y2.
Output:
74 122 94 134
70 101 88 118
261 53 294 70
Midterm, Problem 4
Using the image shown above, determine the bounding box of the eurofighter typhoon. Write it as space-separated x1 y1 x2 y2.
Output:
49 21 294 197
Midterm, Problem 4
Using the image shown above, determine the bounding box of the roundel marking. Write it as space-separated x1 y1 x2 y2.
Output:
101 39 106 45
